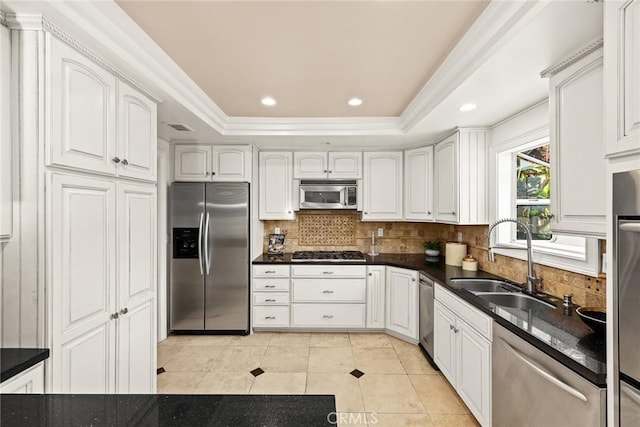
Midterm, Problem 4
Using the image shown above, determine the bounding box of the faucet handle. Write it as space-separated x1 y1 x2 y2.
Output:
527 276 541 292
563 294 573 307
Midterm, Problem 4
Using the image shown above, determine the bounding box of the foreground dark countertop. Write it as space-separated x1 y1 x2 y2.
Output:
0 394 336 427
253 253 606 386
1 348 50 383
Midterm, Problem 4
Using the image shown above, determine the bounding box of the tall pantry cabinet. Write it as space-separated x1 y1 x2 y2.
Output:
11 18 158 393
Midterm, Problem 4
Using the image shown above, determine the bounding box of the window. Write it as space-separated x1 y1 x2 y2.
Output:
493 129 599 277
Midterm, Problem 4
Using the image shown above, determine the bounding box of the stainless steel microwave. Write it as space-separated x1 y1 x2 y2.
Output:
299 181 358 210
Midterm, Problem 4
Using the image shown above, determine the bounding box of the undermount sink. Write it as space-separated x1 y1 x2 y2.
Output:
450 278 522 294
476 292 555 310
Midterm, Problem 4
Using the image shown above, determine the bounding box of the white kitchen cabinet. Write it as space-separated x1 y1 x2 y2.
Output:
0 23 12 241
385 267 418 341
0 362 45 393
259 151 295 220
434 284 491 427
293 151 362 179
605 0 640 157
48 37 118 176
362 152 403 221
404 146 434 221
174 144 251 182
48 37 157 182
434 129 488 224
48 173 156 393
548 48 605 236
174 144 212 181
252 264 290 328
366 266 386 329
117 81 157 182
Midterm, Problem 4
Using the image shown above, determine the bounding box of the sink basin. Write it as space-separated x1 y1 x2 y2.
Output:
450 278 521 294
476 292 555 310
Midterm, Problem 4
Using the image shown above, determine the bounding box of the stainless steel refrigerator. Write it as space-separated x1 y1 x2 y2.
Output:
614 170 640 425
170 182 249 334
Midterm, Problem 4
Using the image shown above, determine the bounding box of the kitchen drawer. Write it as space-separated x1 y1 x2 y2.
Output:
253 278 290 291
253 306 289 327
435 283 492 341
291 265 366 278
253 292 289 305
253 265 290 278
291 279 365 302
291 303 366 327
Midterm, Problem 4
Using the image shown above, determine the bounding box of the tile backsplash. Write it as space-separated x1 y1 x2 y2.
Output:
262 212 606 307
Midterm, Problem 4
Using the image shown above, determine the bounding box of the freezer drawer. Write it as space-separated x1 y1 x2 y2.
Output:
493 323 605 427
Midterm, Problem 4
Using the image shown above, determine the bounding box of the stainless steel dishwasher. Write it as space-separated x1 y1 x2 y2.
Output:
493 323 605 426
418 273 435 361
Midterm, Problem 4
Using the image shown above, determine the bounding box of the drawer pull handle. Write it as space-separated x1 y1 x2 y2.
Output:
265 270 276 274
322 315 334 319
322 290 334 294
265 299 276 302
323 271 334 275
265 316 276 320
265 285 276 288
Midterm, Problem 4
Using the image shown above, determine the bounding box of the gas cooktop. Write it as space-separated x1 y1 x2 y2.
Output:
291 251 366 262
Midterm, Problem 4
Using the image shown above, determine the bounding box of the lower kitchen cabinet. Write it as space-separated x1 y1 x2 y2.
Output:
366 266 385 328
385 267 418 341
291 303 365 327
0 362 45 394
252 265 290 328
48 173 157 393
434 285 491 427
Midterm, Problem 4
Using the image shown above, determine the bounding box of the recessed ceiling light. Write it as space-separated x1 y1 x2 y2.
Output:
348 98 363 107
261 97 276 106
458 103 477 112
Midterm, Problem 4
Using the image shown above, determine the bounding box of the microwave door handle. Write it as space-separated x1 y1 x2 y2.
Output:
340 188 346 207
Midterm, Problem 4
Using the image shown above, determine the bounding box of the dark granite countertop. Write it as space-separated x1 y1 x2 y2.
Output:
1 348 50 383
253 253 606 387
0 394 336 427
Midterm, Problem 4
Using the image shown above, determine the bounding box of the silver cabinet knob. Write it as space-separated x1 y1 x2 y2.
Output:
119 307 128 315
265 316 275 320
450 324 454 330
265 285 276 288
323 170 327 173
328 170 332 173
427 211 432 215
112 157 121 164
212 172 216 175
368 273 372 276
453 327 459 333
364 212 368 215
110 312 119 320
451 211 456 215
121 159 129 166
412 278 416 282
265 270 276 274
322 315 334 319
265 299 276 302
322 290 334 294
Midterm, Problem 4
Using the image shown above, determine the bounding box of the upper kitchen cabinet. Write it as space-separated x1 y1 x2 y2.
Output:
293 151 362 179
259 151 295 220
174 144 251 182
362 151 403 221
404 146 434 221
434 129 488 224
117 81 157 182
546 46 605 236
48 37 117 176
605 0 640 157
0 22 11 241
48 37 157 182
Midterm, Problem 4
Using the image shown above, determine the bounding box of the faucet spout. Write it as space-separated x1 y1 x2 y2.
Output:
487 218 539 293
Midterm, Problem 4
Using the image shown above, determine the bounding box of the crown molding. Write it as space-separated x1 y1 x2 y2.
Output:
0 11 7 26
224 116 403 136
400 0 550 134
539 37 603 78
5 14 44 30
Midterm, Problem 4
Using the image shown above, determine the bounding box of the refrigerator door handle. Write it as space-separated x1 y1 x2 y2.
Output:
197 212 204 276
204 212 211 274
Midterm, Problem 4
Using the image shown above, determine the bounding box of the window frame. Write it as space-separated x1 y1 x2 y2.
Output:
491 126 600 277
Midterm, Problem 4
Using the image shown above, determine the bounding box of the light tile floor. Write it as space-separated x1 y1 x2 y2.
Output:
157 332 480 427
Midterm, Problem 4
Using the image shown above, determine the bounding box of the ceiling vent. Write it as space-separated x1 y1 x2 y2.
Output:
166 123 194 132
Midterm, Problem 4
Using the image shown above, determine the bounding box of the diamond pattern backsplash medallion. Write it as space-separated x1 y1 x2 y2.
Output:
299 213 356 246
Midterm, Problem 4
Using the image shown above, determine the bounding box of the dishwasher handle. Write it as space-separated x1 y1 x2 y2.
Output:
499 337 588 402
419 274 433 288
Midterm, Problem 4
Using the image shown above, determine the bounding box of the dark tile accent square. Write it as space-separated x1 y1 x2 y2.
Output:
350 369 364 379
250 368 265 377
157 367 166 375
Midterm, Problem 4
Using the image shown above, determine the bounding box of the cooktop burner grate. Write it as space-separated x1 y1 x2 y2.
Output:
291 250 366 262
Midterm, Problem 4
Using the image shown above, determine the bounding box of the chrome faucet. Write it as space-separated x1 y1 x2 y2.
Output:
487 218 540 293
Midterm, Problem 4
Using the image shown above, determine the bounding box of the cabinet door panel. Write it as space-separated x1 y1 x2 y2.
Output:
0 24 11 240
212 147 250 181
294 152 327 179
174 145 212 181
434 138 458 223
385 267 417 340
434 301 456 385
259 152 294 219
118 183 156 305
117 298 156 393
49 38 117 175
328 152 362 179
363 152 403 221
404 146 434 221
49 173 117 393
118 82 157 181
366 266 385 329
458 324 491 426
